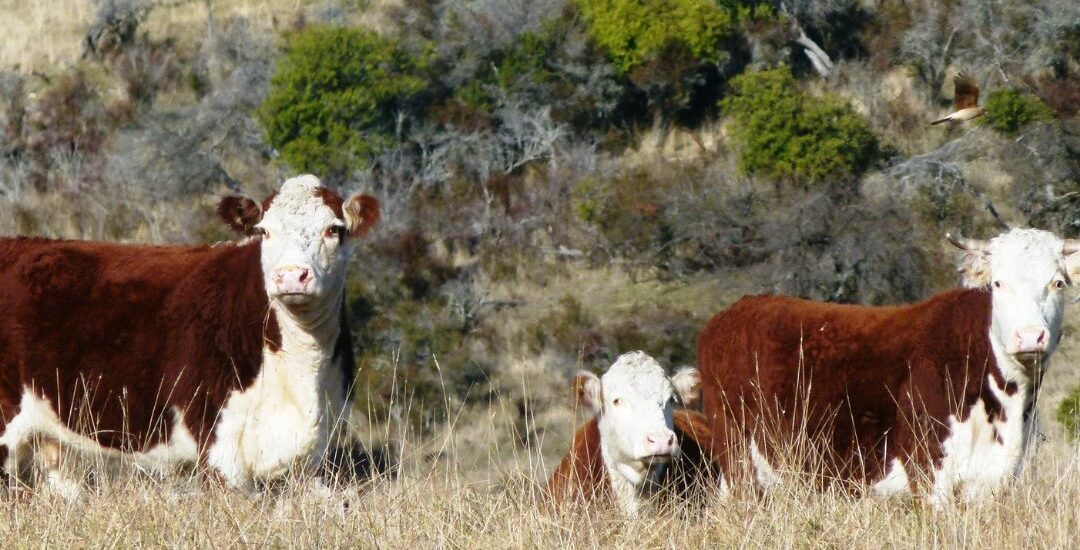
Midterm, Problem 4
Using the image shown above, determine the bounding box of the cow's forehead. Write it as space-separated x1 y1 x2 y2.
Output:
601 352 673 399
989 228 1063 283
263 175 341 229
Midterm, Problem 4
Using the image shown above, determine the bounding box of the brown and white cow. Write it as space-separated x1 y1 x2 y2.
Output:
698 228 1080 505
0 174 378 493
547 352 723 515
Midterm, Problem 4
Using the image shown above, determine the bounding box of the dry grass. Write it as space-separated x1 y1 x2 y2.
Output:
0 0 406 74
2 413 1078 548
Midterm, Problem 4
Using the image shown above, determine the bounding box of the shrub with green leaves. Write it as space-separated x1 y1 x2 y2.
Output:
576 0 736 74
721 67 881 185
258 26 430 178
1058 384 1080 441
982 89 1053 136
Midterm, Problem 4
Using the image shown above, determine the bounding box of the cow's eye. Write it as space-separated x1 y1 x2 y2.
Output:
324 226 345 240
612 398 622 406
993 280 1002 289
1053 279 1066 289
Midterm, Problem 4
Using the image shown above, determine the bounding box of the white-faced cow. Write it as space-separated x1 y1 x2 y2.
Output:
548 352 723 515
697 228 1079 504
0 174 379 493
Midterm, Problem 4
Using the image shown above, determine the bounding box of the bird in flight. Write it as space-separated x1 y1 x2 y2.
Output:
931 73 985 125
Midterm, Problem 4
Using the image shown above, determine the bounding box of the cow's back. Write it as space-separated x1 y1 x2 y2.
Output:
697 289 995 486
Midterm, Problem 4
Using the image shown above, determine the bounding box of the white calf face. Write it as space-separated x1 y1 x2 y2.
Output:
576 353 700 473
217 174 379 311
956 228 1080 367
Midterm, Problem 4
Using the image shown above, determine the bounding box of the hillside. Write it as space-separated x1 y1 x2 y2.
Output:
2 0 1080 545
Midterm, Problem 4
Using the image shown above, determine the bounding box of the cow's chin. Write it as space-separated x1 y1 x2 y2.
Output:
1012 351 1046 371
640 454 672 467
270 291 321 309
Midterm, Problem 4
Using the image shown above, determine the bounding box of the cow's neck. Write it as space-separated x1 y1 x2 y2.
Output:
267 295 345 404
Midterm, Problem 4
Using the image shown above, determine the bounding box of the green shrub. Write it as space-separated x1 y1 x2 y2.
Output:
982 89 1053 136
257 26 430 178
721 66 881 185
1058 384 1080 441
576 0 736 74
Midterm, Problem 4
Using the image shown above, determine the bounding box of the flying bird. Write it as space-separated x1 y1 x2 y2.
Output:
931 73 985 125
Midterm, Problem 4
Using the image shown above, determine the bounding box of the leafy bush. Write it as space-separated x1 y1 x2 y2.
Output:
258 26 431 179
1058 384 1080 440
721 66 881 186
982 89 1053 136
576 0 735 74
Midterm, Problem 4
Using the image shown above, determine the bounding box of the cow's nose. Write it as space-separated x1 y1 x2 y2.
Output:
272 266 312 294
1014 326 1049 354
644 430 676 456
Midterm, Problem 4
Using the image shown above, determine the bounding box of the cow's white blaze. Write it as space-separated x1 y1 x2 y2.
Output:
575 351 696 515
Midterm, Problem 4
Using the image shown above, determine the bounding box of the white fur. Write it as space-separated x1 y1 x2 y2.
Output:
930 373 1031 506
871 458 911 496
748 438 779 491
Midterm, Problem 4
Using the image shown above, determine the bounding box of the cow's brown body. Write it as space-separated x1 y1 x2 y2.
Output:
697 288 1016 491
548 409 722 507
0 236 353 469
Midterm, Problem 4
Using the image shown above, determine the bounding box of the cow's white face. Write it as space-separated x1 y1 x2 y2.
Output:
218 174 379 312
956 228 1080 372
575 352 700 486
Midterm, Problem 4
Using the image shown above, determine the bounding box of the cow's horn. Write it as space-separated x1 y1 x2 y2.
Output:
946 231 990 252
1063 239 1080 255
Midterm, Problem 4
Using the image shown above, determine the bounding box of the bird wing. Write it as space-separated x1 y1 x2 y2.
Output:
953 73 979 109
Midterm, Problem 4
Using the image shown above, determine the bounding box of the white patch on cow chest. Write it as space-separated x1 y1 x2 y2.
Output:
206 307 349 491
931 374 1029 506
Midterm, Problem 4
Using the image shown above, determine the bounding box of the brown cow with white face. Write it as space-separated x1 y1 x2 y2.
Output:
0 174 378 493
698 228 1080 505
548 352 723 515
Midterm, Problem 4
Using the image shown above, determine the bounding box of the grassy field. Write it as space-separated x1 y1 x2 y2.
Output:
1 412 1077 548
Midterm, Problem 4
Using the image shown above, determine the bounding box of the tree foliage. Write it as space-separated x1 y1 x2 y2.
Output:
576 0 737 74
257 26 431 179
721 66 880 185
982 88 1053 136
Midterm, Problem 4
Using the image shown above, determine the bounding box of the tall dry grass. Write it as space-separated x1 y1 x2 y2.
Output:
3 346 1079 548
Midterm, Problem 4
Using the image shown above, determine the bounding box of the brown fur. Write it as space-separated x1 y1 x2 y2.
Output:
697 288 1005 492
0 186 374 476
547 410 722 508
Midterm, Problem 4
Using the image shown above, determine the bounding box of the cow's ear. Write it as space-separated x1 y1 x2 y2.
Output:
958 250 991 289
344 194 380 239
218 194 263 236
573 371 602 415
671 366 701 409
1065 252 1080 284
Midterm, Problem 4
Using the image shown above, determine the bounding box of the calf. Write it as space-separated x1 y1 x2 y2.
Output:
547 352 723 515
0 174 378 493
697 228 1079 504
